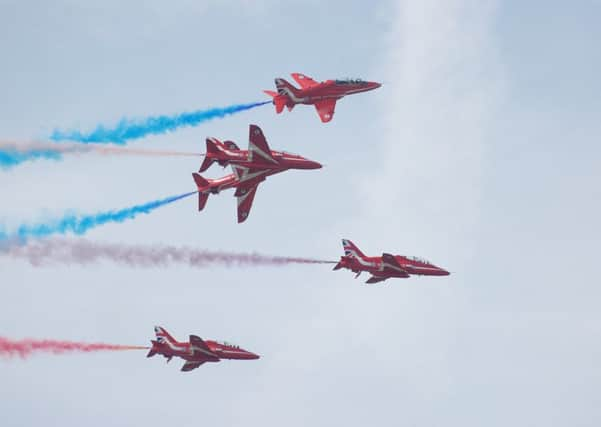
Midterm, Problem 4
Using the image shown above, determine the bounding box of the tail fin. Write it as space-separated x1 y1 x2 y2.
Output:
192 173 209 190
154 326 176 344
342 239 367 260
275 78 300 98
200 138 223 172
263 89 287 114
192 173 210 211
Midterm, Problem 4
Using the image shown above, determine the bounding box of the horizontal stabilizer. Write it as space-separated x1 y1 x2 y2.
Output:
264 90 286 114
198 193 209 211
146 343 158 358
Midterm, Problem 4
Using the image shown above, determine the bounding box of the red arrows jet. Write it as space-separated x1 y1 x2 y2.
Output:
264 73 381 123
146 326 259 372
192 124 321 223
333 239 450 284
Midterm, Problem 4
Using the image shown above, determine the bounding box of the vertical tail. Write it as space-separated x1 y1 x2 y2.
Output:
192 173 210 211
274 78 300 98
200 138 242 172
154 326 177 344
200 138 224 172
342 239 367 260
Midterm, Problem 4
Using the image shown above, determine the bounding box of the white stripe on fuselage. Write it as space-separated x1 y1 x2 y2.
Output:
249 141 278 164
344 248 376 268
159 338 188 353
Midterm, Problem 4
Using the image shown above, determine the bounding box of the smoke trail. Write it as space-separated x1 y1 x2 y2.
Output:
50 101 271 144
0 192 195 244
0 140 201 169
3 238 336 267
0 336 147 359
0 146 63 169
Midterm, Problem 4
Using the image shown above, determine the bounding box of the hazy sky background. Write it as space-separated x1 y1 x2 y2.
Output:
1 0 600 426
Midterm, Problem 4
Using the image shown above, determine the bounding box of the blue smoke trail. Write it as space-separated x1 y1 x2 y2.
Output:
50 101 271 144
0 148 62 169
0 191 196 244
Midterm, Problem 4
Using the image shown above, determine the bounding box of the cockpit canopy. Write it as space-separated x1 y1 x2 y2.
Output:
217 340 240 349
335 78 366 85
407 256 432 265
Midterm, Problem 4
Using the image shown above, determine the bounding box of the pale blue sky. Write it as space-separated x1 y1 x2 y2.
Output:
0 1 599 426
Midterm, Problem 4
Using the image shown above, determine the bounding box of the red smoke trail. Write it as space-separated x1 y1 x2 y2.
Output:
3 239 336 267
0 336 147 359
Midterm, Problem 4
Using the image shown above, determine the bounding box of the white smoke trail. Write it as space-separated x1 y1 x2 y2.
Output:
3 239 335 267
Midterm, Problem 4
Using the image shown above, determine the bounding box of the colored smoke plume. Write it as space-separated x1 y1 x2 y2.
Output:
0 337 147 359
0 191 196 243
50 101 271 144
3 238 336 268
0 140 201 169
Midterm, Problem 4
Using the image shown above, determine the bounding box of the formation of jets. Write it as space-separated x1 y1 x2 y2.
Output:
264 73 381 122
192 124 321 223
147 72 450 373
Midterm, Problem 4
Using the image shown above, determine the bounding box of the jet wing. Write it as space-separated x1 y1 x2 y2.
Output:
366 276 388 284
189 335 220 360
248 125 277 165
314 99 337 123
381 253 410 277
231 165 267 187
181 360 205 372
291 73 319 89
236 183 259 223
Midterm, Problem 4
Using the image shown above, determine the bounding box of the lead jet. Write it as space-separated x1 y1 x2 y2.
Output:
146 326 259 372
264 73 381 123
192 124 321 223
333 239 450 284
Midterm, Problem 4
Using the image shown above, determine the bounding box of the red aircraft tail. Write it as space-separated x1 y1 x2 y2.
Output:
274 78 301 98
200 138 225 172
154 326 176 344
146 340 159 358
342 239 368 260
263 90 287 114
192 173 210 211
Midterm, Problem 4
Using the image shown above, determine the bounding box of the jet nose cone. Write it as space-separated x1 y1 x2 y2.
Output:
248 352 260 360
440 268 450 276
299 159 322 169
369 81 382 90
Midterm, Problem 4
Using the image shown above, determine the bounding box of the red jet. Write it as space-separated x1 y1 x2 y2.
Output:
146 326 260 372
192 124 321 223
333 239 450 284
264 73 381 123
